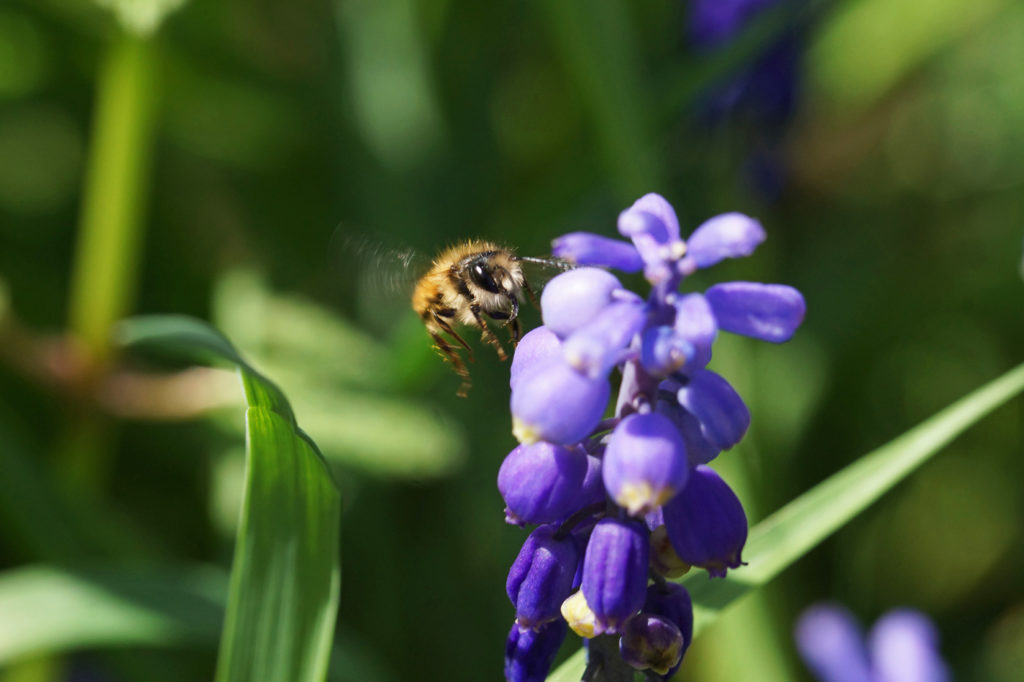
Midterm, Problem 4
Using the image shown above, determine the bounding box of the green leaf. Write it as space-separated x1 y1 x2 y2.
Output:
117 315 342 682
547 362 1024 681
0 564 224 662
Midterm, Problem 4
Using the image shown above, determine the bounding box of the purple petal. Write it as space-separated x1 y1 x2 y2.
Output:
705 282 805 343
563 300 647 379
643 583 694 676
511 358 610 445
626 193 681 242
684 212 765 269
498 442 589 525
640 326 694 377
676 369 750 450
541 268 623 339
869 610 950 682
581 518 650 635
552 232 644 273
504 619 568 682
795 604 874 682
655 394 721 466
673 293 717 371
603 413 689 515
662 465 747 577
506 525 581 628
510 326 562 391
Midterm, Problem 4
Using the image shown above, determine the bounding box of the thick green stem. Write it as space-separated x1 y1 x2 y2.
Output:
68 33 157 371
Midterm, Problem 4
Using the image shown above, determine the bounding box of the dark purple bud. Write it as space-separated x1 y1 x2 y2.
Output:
504 619 568 682
676 369 750 450
673 294 717 371
655 394 720 466
506 525 581 629
640 326 693 377
683 212 765 270
541 268 623 339
619 614 684 675
869 609 950 682
551 232 644 273
511 358 610 445
499 442 588 525
563 300 647 379
663 465 747 577
603 413 689 515
510 326 562 391
643 583 694 671
795 604 874 682
705 282 806 343
581 518 650 634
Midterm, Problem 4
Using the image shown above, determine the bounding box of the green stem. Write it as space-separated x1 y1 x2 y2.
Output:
61 32 158 493
69 32 157 371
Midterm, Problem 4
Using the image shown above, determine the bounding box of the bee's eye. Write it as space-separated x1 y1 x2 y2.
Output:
470 261 501 294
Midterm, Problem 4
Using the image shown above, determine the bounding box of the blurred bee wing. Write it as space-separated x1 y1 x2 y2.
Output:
329 224 430 298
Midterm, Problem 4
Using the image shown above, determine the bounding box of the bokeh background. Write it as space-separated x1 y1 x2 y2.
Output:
1 0 1022 680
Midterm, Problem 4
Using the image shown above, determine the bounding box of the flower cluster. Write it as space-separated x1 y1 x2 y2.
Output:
796 604 950 682
499 193 805 681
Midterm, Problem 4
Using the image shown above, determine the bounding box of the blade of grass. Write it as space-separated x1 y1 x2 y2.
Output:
548 362 1024 681
116 315 342 682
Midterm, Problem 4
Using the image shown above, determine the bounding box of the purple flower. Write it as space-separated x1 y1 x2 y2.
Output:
795 604 950 682
581 519 650 635
507 525 580 629
662 465 747 577
499 192 805 680
498 442 588 525
504 619 568 682
602 413 689 515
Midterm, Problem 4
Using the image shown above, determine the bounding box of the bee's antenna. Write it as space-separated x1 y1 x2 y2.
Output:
516 256 575 271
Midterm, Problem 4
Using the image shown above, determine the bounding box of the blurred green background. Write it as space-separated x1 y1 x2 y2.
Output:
0 0 1022 680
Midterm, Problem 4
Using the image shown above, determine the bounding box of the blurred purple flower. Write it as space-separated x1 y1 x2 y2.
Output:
795 604 950 682
499 192 805 680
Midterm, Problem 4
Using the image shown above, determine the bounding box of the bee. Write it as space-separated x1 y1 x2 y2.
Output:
412 240 568 397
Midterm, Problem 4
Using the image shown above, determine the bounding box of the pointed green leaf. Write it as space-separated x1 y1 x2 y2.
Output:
117 315 341 682
548 362 1024 681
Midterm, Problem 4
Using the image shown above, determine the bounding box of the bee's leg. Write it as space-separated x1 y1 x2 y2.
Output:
430 331 472 397
522 279 539 307
486 308 520 346
433 313 474 361
472 305 508 361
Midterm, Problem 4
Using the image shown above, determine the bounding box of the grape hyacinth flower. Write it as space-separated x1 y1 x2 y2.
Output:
795 604 950 682
498 192 805 681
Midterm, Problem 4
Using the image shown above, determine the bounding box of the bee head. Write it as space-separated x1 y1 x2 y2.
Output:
468 255 505 294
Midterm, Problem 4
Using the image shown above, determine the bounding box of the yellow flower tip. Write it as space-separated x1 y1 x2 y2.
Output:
615 482 675 516
511 417 539 445
561 591 597 639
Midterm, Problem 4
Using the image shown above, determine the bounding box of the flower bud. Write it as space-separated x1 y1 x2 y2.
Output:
643 583 694 668
499 442 588 525
504 619 568 682
705 281 806 343
619 614 684 675
654 393 720 466
683 212 765 270
541 268 623 339
511 358 610 445
662 465 747 577
506 525 580 629
795 604 874 682
552 232 644 272
869 609 950 682
510 326 562 391
581 519 650 634
676 369 750 450
578 454 607 510
563 300 647 379
603 413 689 515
